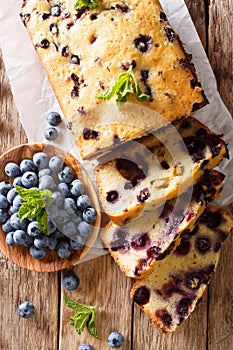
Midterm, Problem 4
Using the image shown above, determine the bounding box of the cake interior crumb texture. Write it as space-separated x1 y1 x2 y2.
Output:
21 0 208 159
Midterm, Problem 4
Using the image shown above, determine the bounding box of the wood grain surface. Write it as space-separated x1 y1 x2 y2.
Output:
0 1 232 349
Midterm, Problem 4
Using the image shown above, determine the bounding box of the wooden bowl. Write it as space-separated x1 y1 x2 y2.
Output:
0 143 101 272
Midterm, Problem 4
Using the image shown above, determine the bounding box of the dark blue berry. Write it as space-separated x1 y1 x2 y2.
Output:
39 175 55 191
13 177 23 187
0 181 13 195
78 344 93 350
38 168 52 179
56 241 71 258
69 236 84 250
34 236 49 249
27 221 41 237
18 301 35 318
58 166 74 184
10 213 28 230
20 159 36 173
2 220 14 233
29 245 47 259
6 232 17 246
33 152 49 169
57 182 70 197
49 156 63 172
70 179 85 197
5 163 21 178
108 331 124 348
0 209 8 224
0 194 8 209
63 197 77 215
47 236 58 250
12 195 23 210
21 171 38 188
44 127 58 141
62 272 80 290
82 207 97 223
78 221 92 238
47 111 62 126
7 187 18 203
13 230 32 246
8 205 18 216
76 195 91 210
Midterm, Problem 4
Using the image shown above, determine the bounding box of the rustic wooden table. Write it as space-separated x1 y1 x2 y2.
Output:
0 1 232 349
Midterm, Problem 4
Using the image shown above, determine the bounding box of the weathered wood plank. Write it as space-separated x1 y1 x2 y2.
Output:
185 0 207 48
59 255 133 349
0 50 59 350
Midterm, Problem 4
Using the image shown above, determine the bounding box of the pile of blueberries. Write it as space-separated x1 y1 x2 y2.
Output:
0 149 97 260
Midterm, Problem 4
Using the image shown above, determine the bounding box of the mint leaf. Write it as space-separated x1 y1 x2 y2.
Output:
74 0 101 10
96 72 150 104
64 294 98 338
16 186 53 235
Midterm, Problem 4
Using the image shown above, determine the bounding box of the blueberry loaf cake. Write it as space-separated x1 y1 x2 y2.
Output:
21 0 207 159
95 117 228 225
130 205 233 332
101 170 224 279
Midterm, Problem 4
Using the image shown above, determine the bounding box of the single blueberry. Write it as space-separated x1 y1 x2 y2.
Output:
63 197 77 215
0 194 8 209
47 236 58 250
12 195 23 210
10 212 28 230
33 152 49 169
44 127 58 141
39 175 55 191
2 220 14 233
57 182 70 197
5 163 21 178
62 272 80 290
21 171 38 188
6 232 17 246
58 166 74 184
27 221 42 237
38 168 53 179
76 195 91 210
29 245 47 259
18 301 35 318
78 344 93 350
108 331 125 348
8 205 18 216
20 159 36 173
49 156 64 173
7 187 18 203
47 111 62 126
69 236 84 250
56 241 71 258
82 207 97 223
0 209 8 224
34 236 49 249
78 221 92 238
70 179 85 197
47 217 57 234
0 181 13 195
13 176 23 187
13 230 31 246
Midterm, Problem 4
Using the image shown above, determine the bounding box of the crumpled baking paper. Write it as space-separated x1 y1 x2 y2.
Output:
0 0 233 263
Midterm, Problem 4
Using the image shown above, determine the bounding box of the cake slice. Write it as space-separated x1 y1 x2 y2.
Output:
101 170 224 279
21 0 207 159
130 205 233 332
95 117 228 225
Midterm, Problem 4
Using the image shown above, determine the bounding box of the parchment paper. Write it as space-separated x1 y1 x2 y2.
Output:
0 0 233 263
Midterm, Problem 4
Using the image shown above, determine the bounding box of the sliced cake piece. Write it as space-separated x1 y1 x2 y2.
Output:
21 0 207 159
130 205 233 332
101 170 224 279
95 117 228 225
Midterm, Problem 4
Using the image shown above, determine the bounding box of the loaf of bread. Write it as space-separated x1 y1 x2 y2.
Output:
21 0 207 159
95 117 228 225
101 170 224 279
130 205 233 332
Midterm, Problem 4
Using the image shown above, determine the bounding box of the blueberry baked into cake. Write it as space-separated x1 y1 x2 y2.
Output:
130 206 233 332
95 117 228 225
21 0 207 159
101 170 224 279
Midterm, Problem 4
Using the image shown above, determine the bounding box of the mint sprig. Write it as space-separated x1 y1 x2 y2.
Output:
16 186 53 235
74 0 101 10
96 72 150 104
64 294 98 338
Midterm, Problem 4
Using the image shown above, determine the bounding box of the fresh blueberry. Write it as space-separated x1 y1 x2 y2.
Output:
69 236 84 250
29 245 47 259
20 159 36 173
47 111 62 126
0 209 8 224
47 217 57 234
62 272 80 290
18 301 35 318
0 181 13 195
10 213 28 230
57 182 70 197
21 171 38 188
6 232 17 246
7 187 18 203
0 194 8 209
108 331 125 348
34 236 49 249
44 127 58 141
38 168 53 179
27 221 41 237
58 166 74 184
78 221 92 238
63 197 77 215
12 195 23 210
47 236 58 250
5 162 21 178
56 241 71 258
78 344 93 350
33 152 49 169
13 230 32 246
77 195 91 210
70 179 85 197
51 230 64 240
13 176 23 187
2 220 14 233
82 207 97 223
51 191 64 207
39 175 55 191
49 156 64 173
8 205 18 216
